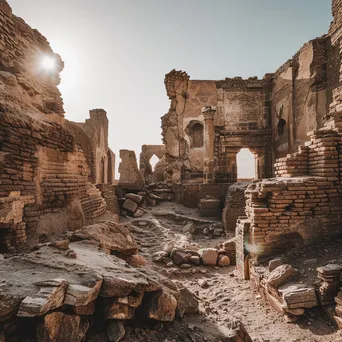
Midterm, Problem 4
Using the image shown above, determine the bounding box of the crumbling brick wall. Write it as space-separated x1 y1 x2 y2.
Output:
0 1 107 251
222 183 249 232
243 121 342 259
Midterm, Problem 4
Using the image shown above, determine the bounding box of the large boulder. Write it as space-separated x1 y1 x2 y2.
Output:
71 220 138 255
279 284 318 309
125 193 143 204
176 287 199 317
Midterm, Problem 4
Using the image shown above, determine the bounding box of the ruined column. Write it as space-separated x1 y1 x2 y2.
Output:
202 106 216 183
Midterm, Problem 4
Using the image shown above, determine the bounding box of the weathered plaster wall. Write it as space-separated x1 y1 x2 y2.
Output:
271 38 327 161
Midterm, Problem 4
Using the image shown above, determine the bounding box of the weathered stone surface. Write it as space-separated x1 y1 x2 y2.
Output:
268 258 285 272
176 287 199 317
125 193 143 204
18 279 67 317
123 199 138 213
183 221 196 234
36 312 89 342
71 220 138 255
217 255 231 267
267 264 296 288
279 284 318 309
199 248 218 266
73 300 96 315
126 254 147 267
173 251 190 266
104 302 135 320
107 320 125 342
64 280 103 307
189 256 200 265
148 291 177 322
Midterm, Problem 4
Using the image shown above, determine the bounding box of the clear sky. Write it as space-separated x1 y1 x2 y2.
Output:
8 0 332 172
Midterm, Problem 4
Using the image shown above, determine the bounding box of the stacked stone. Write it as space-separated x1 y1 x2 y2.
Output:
274 146 309 178
316 264 342 306
222 182 249 232
96 184 120 215
308 130 340 179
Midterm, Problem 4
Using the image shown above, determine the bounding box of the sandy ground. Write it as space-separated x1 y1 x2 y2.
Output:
121 202 342 342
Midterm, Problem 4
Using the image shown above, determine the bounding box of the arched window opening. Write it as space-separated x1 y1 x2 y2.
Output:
237 148 256 180
278 118 286 137
186 121 204 148
149 154 159 172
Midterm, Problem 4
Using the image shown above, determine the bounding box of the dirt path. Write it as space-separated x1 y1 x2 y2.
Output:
123 202 342 342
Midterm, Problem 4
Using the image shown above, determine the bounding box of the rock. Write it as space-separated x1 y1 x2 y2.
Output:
73 301 96 315
104 302 135 320
36 312 88 342
172 251 190 266
49 240 69 250
217 248 227 255
268 257 285 272
125 193 143 204
0 291 21 322
170 248 179 259
176 287 199 317
180 263 191 269
133 209 144 218
122 199 138 213
71 220 138 256
107 321 125 342
185 250 200 257
183 222 196 234
18 279 67 317
213 229 223 236
126 254 146 267
217 255 230 267
152 251 169 262
198 248 218 266
189 256 200 265
148 291 177 322
116 291 144 308
267 264 296 288
198 280 210 289
279 284 318 309
64 279 103 307
65 249 77 258
203 228 210 235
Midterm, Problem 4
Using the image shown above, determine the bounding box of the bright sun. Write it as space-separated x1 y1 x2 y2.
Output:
41 56 56 70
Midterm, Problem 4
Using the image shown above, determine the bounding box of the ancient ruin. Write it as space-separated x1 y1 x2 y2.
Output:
2 0 342 341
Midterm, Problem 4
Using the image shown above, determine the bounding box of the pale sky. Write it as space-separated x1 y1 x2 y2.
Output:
8 0 332 171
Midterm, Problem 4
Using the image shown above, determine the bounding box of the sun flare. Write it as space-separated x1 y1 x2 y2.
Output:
41 56 56 70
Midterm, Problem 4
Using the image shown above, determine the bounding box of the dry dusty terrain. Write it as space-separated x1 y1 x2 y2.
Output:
121 202 342 342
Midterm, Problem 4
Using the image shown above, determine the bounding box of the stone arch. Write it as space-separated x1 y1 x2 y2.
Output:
185 121 204 148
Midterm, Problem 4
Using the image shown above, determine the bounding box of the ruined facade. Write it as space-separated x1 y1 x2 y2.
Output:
0 2 115 252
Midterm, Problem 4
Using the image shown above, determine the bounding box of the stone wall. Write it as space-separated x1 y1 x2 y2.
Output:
0 1 110 251
242 117 342 259
222 183 250 232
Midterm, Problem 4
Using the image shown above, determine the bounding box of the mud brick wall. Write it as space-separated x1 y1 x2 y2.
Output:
0 2 107 251
96 184 120 215
242 125 342 259
0 112 107 251
223 183 249 232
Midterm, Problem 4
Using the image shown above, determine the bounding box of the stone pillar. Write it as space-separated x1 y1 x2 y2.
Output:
202 106 216 183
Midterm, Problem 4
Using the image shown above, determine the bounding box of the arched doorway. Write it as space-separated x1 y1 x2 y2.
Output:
236 148 256 181
149 154 159 172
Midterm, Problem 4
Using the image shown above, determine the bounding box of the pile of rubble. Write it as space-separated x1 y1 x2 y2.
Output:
0 220 200 341
152 239 236 269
